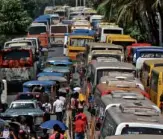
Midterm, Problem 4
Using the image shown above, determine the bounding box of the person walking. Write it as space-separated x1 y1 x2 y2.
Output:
42 101 52 122
74 116 85 139
53 96 64 121
75 109 88 129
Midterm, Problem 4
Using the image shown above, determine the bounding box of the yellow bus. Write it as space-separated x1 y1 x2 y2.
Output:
106 34 137 48
67 35 94 60
141 60 163 93
150 67 163 108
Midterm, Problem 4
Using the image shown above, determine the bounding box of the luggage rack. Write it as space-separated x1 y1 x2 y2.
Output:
110 91 145 100
119 103 159 116
106 79 137 88
96 57 118 63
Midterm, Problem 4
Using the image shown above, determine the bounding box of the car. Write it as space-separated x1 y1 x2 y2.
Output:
0 100 44 127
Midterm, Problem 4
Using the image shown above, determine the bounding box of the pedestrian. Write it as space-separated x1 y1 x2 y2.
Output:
40 129 49 139
75 109 88 129
74 116 85 139
49 124 64 139
78 101 84 112
53 96 64 121
59 93 66 116
71 93 79 120
32 85 44 93
42 101 52 122
18 130 27 139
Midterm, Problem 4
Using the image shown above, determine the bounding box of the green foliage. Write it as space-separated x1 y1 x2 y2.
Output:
0 0 32 34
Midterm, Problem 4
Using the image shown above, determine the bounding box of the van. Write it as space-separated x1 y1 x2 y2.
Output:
100 102 163 138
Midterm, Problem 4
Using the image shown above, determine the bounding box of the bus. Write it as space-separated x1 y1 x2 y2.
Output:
150 67 163 108
141 60 163 92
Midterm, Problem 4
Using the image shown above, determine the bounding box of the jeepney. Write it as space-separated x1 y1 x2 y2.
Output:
67 33 94 60
106 34 137 49
97 23 124 42
141 60 163 93
50 23 68 46
87 61 136 88
27 23 49 48
88 50 123 63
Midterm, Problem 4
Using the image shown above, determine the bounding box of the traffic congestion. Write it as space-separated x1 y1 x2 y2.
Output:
0 4 163 139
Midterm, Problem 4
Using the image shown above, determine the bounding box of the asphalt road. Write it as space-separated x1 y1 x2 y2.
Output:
7 46 64 105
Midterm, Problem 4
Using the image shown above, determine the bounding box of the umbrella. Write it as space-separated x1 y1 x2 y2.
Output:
40 120 68 130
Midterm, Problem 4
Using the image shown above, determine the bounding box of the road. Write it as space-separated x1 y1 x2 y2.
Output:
7 46 64 120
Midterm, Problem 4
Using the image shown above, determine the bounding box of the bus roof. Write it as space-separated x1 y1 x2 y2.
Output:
107 34 136 42
105 135 163 139
69 35 94 39
144 59 163 66
152 67 163 74
92 62 135 70
87 42 123 48
101 93 156 110
137 48 163 52
105 102 163 125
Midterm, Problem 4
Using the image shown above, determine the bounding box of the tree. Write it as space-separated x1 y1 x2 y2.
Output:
0 0 32 34
97 0 163 44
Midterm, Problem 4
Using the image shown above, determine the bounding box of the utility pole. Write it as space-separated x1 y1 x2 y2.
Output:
83 0 85 7
157 12 163 46
53 0 55 6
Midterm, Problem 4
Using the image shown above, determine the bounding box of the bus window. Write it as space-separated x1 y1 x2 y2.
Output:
101 113 116 138
121 127 163 135
150 72 159 92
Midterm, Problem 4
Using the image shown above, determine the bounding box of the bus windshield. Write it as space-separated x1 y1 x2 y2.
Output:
121 127 163 135
70 38 93 47
29 26 46 35
103 29 122 34
112 41 135 47
2 50 30 60
140 52 163 58
56 12 65 17
51 26 67 33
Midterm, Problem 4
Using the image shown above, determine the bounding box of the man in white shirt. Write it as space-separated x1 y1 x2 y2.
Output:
53 96 64 121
